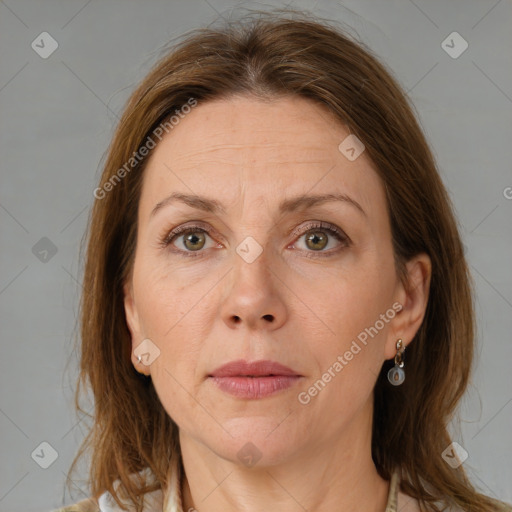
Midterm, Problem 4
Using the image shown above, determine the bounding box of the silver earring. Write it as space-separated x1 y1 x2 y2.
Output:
137 354 142 364
387 339 405 386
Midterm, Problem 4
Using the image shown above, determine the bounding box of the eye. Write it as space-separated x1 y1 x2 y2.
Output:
290 221 350 257
159 223 220 257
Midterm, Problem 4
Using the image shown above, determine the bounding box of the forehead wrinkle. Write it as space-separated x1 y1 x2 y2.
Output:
164 146 337 169
168 159 335 172
166 140 332 161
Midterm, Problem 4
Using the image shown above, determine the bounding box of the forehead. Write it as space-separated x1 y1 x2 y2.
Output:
151 95 358 163
139 95 384 218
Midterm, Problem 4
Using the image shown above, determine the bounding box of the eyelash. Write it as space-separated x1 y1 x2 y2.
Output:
158 221 350 259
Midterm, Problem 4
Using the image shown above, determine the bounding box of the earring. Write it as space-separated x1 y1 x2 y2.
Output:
135 354 149 376
387 338 405 386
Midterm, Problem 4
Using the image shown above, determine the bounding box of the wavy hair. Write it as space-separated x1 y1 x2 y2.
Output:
66 9 509 512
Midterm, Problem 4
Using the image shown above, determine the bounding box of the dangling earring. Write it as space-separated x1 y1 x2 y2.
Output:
387 338 405 386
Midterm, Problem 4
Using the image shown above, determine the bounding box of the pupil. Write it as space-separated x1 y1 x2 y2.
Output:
307 231 327 250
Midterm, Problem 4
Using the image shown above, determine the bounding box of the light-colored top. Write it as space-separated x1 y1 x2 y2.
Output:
51 457 510 512
52 459 404 512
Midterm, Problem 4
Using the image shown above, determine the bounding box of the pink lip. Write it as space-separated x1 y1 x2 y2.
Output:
208 359 302 399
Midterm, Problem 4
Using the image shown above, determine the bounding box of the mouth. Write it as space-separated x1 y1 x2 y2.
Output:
208 359 303 399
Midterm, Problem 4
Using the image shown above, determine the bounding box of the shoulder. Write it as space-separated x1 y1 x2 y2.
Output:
50 465 168 512
50 497 100 512
396 489 511 512
396 492 511 512
392 472 511 512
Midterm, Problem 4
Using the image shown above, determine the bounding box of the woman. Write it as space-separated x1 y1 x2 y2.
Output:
54 10 511 512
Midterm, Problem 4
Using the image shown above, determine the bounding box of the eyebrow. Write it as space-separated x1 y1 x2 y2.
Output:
150 191 366 218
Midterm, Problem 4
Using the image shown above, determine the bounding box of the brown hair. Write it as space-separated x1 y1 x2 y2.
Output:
66 9 509 512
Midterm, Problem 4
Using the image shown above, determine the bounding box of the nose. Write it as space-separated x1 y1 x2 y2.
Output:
220 246 288 331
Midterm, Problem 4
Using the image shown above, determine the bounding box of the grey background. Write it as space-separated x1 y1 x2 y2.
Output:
1 0 511 510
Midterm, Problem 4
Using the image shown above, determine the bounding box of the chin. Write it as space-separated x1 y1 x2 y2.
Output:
209 416 307 468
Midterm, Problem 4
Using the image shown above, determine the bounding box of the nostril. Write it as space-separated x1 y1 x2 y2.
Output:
263 314 274 322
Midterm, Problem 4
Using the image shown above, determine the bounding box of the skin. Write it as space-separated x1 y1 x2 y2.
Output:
123 95 431 512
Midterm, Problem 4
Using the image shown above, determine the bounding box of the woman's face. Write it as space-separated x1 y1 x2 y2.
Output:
124 95 430 466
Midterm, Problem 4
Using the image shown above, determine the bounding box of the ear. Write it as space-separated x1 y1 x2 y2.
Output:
384 253 432 360
123 279 150 376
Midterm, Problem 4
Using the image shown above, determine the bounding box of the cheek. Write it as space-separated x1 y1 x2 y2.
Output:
132 255 224 385
311 254 396 381
298 281 392 426
131 260 198 372
134 269 207 426
324 262 393 335
134 255 205 337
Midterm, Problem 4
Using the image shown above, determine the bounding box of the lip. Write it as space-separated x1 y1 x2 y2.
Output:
208 359 302 399
209 359 300 378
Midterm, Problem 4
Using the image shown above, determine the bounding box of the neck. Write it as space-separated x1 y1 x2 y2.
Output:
178 400 390 512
